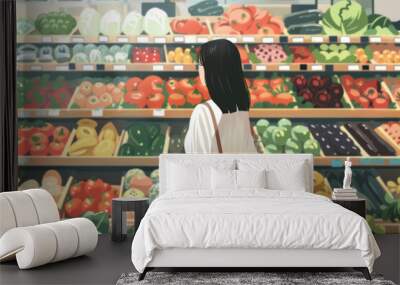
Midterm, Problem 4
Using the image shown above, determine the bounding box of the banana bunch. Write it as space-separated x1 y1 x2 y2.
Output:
313 171 332 198
67 119 118 157
386 177 400 199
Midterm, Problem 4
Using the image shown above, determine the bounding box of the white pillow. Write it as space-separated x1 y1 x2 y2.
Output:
237 159 308 192
236 169 267 189
211 168 236 190
167 162 235 192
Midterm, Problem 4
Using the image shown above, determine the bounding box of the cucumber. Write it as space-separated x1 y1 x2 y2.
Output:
188 0 218 15
287 23 323 35
284 9 322 27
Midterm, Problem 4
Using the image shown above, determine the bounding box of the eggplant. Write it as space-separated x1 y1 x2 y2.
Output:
287 23 323 35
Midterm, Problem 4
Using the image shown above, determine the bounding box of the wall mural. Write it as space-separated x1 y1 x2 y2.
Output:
16 0 399 234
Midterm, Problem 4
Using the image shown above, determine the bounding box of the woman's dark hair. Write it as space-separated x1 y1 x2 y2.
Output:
199 39 250 113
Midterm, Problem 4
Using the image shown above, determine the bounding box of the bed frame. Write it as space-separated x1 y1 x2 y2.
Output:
138 154 372 281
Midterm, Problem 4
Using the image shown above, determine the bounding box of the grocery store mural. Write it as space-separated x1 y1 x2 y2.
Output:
16 0 399 234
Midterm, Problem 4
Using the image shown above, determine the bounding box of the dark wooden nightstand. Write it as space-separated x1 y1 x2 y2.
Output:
111 197 149 242
332 198 366 218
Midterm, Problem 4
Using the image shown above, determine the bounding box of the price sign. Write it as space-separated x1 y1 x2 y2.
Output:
374 65 387 71
292 37 304 43
48 109 60 117
255 65 266 71
154 37 166 43
226 37 238 43
173 65 184 71
311 36 324 43
113 65 127 71
17 109 25 118
311 64 323 71
184 36 196 43
41 36 52 42
83 64 95 71
340 36 350 43
153 65 164 71
99 36 108 42
174 36 184 43
242 36 255 43
72 37 84 43
278 65 290 71
137 36 149 43
152 109 165 117
394 65 400 71
262 37 274 43
117 37 128 43
30 65 42 71
55 65 69 71
91 109 103 117
394 37 400 44
347 64 360 71
197 37 208 43
369 36 381 43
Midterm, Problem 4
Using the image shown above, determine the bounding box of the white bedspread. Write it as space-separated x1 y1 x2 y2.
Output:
131 190 380 273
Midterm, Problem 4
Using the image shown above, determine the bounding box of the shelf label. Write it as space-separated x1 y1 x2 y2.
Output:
347 64 360 71
311 36 324 43
173 64 184 71
173 36 184 42
153 65 164 71
212 36 222 41
226 37 238 43
184 35 196 43
83 64 95 71
18 157 28 165
30 65 42 71
99 35 108 42
71 36 84 43
48 109 60 117
55 65 69 71
35 109 48 117
197 37 208 43
374 65 387 71
369 36 381 43
17 109 26 118
291 37 304 43
113 64 127 71
255 65 266 71
278 64 290 71
340 36 350 43
394 37 400 44
117 36 128 43
242 36 255 43
394 65 400 71
262 37 274 43
152 109 165 117
154 37 166 43
311 64 323 71
91 109 103 117
137 36 149 43
41 36 52 42
331 160 343 168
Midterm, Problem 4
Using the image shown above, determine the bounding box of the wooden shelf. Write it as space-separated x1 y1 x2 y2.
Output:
17 34 400 45
17 108 400 119
18 156 400 167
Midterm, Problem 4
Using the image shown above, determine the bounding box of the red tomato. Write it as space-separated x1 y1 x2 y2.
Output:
30 143 48 156
168 93 186 107
101 191 113 201
373 97 389 108
18 137 29 155
53 126 70 143
111 187 120 198
124 92 147 108
166 79 179 94
358 96 370 108
64 198 82 218
94 178 107 193
341 75 354 88
18 126 33 138
81 197 97 213
29 132 49 147
253 79 270 89
39 122 54 137
347 88 361 101
194 78 210 101
139 75 163 96
69 183 83 199
354 78 365 89
97 200 112 215
83 179 96 198
49 141 65 156
147 93 165 108
125 77 142 92
178 79 195 94
187 90 202 106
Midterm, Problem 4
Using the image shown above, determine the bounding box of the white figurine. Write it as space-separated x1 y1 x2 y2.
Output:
343 157 352 189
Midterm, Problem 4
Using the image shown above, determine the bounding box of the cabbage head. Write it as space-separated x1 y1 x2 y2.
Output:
122 11 143 36
100 10 121 36
143 8 170 36
78 8 100 36
322 0 368 35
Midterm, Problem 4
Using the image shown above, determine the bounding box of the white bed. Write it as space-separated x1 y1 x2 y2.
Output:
131 154 380 280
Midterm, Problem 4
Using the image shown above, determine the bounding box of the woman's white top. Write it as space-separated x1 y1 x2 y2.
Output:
184 100 257 154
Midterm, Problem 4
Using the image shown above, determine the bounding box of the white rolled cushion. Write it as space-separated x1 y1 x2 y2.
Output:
0 196 17 237
0 191 39 227
24 189 60 223
236 169 267 189
0 226 57 269
211 168 236 190
42 221 79 262
64 218 98 257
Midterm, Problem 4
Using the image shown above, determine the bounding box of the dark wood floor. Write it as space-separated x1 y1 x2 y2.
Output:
1 234 399 285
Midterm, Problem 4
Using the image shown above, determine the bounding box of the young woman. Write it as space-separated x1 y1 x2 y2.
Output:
184 39 258 154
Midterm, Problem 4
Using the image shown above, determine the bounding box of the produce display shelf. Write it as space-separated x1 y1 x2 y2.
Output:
16 34 400 45
18 156 400 167
17 108 400 119
16 62 400 73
